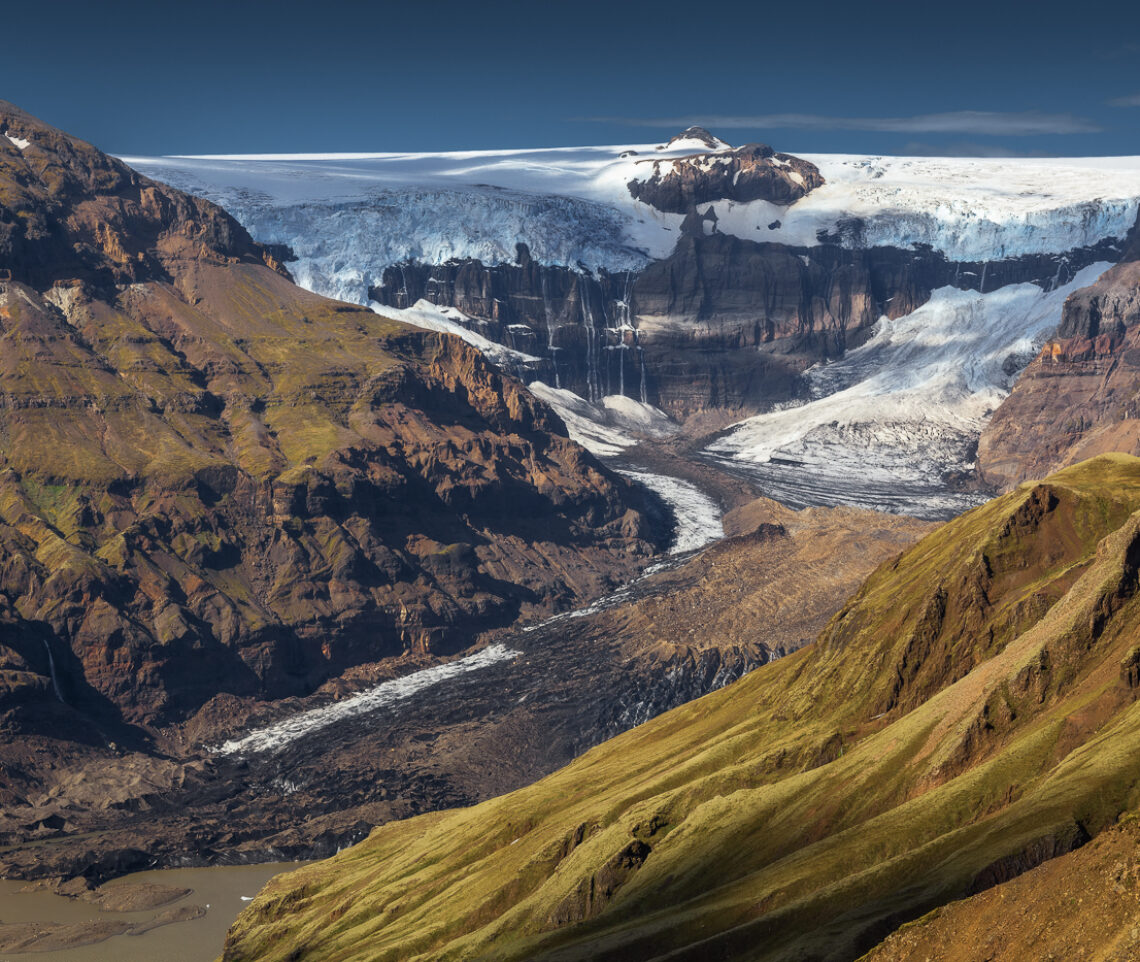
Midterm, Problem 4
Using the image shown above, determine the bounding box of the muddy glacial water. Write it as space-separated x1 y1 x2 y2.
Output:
0 862 302 962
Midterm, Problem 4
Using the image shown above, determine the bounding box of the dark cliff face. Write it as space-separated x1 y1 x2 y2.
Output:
0 104 665 731
978 213 1140 488
370 244 647 403
627 142 825 213
374 226 1123 419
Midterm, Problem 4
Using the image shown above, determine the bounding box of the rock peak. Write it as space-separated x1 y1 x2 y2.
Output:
667 126 729 150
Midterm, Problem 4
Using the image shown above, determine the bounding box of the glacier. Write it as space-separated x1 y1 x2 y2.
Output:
704 262 1113 517
123 147 1140 305
616 470 724 554
216 643 520 757
120 142 1140 521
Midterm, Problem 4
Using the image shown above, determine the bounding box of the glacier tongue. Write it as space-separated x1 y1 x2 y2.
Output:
704 262 1114 519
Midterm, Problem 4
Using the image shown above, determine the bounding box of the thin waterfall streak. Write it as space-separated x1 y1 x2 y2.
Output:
42 639 65 703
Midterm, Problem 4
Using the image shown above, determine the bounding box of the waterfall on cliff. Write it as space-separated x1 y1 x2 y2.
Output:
636 334 648 404
42 639 65 703
580 283 599 402
398 264 410 309
541 273 560 389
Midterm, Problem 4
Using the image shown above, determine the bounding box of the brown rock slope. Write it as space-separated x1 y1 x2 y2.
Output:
222 454 1140 962
860 815 1140 962
979 213 1140 488
0 100 663 734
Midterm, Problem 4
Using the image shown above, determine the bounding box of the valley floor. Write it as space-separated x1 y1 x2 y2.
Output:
0 450 928 892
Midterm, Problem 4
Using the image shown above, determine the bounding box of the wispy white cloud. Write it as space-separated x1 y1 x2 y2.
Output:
579 111 1102 136
1108 93 1140 107
900 141 1056 158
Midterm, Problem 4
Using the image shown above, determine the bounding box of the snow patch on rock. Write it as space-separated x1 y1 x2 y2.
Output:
374 298 540 370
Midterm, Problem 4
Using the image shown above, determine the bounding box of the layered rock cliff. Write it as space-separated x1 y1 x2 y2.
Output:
0 102 665 732
978 212 1140 487
369 245 645 402
372 230 1119 418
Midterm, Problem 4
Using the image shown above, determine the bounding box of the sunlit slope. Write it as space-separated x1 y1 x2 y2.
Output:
222 454 1140 962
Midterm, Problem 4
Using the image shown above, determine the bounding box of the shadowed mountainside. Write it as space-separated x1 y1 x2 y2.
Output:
860 815 1140 961
0 494 929 882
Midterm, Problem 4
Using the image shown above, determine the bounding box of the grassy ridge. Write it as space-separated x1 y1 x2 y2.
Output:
222 455 1140 961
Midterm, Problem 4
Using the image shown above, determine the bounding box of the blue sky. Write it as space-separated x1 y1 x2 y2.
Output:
3 0 1139 156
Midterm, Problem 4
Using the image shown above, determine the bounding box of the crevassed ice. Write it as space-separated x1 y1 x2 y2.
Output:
705 262 1112 515
215 643 519 757
123 148 1140 302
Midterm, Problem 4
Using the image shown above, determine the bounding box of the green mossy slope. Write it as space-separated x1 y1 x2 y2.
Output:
222 455 1140 962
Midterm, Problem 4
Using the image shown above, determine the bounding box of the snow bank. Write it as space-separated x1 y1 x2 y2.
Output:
374 298 540 370
527 381 676 457
4 133 29 150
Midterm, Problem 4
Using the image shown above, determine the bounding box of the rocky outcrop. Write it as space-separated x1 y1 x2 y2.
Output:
627 141 824 213
0 101 665 733
860 818 1140 962
0 102 285 292
978 214 1140 488
665 126 728 150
